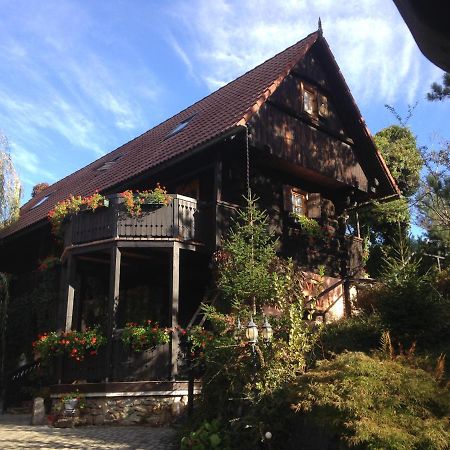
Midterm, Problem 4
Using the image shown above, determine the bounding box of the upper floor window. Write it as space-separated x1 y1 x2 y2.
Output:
301 82 328 119
283 185 322 219
318 94 328 118
303 88 316 115
291 190 307 216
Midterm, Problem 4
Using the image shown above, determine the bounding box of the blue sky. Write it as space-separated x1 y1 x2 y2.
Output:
0 0 449 218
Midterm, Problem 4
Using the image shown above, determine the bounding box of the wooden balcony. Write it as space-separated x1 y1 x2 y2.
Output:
64 194 204 248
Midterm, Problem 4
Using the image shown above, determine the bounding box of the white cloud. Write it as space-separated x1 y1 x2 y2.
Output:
167 0 432 106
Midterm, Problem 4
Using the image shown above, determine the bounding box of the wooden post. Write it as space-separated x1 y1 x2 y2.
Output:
169 243 180 379
63 255 77 332
343 278 352 318
106 245 121 381
214 154 222 249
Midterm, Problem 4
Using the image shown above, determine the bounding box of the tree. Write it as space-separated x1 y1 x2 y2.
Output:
0 133 21 229
359 125 422 250
373 125 422 197
427 72 450 101
31 183 49 198
417 77 450 247
417 144 450 247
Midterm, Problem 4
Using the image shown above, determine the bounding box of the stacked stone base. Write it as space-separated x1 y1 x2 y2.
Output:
51 395 187 427
49 382 200 427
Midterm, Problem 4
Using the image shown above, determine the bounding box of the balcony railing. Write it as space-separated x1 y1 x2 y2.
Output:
64 194 204 247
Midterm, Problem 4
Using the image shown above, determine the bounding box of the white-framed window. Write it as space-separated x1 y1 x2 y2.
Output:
291 190 307 216
318 94 328 118
303 88 315 115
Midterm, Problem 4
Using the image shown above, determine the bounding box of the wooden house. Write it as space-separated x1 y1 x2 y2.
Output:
0 29 398 417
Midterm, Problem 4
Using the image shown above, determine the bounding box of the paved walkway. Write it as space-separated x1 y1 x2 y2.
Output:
0 414 177 449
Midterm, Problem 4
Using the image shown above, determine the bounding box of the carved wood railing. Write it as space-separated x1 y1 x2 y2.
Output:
64 194 203 247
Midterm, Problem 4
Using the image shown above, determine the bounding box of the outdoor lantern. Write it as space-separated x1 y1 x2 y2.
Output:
261 316 273 342
245 316 258 344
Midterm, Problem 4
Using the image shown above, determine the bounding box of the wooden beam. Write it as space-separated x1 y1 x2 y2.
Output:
169 243 180 379
106 245 121 381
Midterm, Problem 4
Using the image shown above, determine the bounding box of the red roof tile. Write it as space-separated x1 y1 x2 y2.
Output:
1 31 319 239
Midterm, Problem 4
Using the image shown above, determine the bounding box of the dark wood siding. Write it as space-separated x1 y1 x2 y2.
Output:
250 103 368 190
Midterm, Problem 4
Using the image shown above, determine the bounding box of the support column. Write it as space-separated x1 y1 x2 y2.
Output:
106 245 121 381
62 255 77 332
169 243 180 379
343 278 352 318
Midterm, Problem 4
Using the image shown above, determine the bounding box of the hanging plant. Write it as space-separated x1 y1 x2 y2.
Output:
121 320 171 352
120 184 172 217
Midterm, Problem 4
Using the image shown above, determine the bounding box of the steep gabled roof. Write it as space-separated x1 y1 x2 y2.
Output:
0 30 397 241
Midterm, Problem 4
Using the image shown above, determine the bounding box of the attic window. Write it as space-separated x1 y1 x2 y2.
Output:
31 195 50 209
303 88 316 115
165 115 195 139
318 94 328 118
96 153 125 171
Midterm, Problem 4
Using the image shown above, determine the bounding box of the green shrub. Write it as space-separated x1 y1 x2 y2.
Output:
316 314 384 356
293 352 450 450
181 419 230 450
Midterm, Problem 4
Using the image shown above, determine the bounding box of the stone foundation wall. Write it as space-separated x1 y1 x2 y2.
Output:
51 394 188 427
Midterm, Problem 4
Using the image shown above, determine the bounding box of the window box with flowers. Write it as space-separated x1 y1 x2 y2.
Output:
32 328 106 362
120 184 172 217
121 320 171 352
47 191 109 237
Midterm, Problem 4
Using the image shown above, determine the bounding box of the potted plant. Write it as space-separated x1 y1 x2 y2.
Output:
48 191 110 236
32 327 106 362
120 184 172 217
80 191 109 211
121 320 171 352
61 392 85 412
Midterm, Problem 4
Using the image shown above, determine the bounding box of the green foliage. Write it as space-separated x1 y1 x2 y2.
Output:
418 172 450 247
375 236 450 350
181 419 230 450
121 320 170 352
33 328 106 362
374 125 423 196
293 352 450 450
216 195 278 310
317 314 384 357
0 132 21 229
289 212 322 237
428 72 450 101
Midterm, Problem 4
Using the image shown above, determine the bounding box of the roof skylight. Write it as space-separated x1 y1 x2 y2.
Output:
31 195 50 209
96 153 125 171
165 115 195 139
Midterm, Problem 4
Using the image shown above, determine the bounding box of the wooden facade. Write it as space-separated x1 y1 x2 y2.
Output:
0 32 399 395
